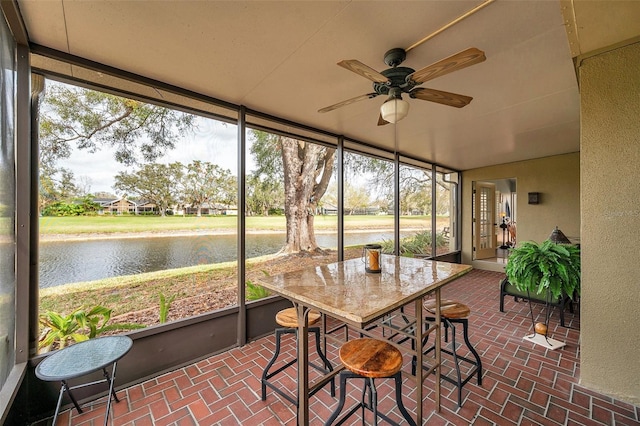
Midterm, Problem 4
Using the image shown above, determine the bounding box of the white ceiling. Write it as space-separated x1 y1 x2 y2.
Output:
15 0 640 171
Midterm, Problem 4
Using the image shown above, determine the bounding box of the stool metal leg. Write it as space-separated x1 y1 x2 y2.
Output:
262 328 295 402
446 319 464 407
368 378 378 426
461 319 483 385
361 380 369 426
325 372 349 426
393 372 417 426
312 326 335 397
325 371 415 426
444 317 482 407
262 327 334 405
262 328 298 405
413 316 482 408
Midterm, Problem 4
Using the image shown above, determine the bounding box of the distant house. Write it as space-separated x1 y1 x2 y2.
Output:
223 206 238 216
173 203 238 216
319 203 337 215
93 198 157 215
94 198 136 215
136 200 157 214
182 202 217 215
348 206 381 216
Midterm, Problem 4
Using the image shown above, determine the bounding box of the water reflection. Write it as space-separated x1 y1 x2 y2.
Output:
39 232 398 288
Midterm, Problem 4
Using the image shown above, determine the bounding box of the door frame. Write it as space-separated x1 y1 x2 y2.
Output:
473 181 497 259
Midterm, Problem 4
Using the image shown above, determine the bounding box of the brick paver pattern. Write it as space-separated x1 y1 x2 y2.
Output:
58 270 639 425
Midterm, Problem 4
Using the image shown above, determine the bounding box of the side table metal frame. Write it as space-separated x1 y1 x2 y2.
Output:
35 336 133 426
51 361 121 425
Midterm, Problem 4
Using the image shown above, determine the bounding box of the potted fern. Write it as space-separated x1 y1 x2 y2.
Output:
504 239 580 349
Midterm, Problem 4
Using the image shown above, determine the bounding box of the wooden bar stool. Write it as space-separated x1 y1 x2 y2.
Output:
261 307 335 405
414 299 482 407
325 338 416 426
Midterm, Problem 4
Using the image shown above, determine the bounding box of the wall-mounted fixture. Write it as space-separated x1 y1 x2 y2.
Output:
528 192 540 204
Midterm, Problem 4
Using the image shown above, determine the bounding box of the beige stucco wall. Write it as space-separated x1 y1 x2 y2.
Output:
461 152 580 266
579 41 640 404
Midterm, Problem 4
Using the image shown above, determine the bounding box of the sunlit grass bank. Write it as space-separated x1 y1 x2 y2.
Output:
39 252 280 317
39 259 241 316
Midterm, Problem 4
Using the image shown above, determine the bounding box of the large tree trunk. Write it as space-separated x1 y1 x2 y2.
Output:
280 137 334 253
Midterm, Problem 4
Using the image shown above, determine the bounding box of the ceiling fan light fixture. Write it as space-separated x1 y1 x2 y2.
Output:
380 98 410 123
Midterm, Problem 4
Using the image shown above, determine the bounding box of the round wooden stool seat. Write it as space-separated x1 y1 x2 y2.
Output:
339 338 403 378
423 299 470 319
276 308 321 328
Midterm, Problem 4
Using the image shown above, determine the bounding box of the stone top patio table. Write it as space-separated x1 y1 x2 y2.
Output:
35 335 133 426
255 255 472 425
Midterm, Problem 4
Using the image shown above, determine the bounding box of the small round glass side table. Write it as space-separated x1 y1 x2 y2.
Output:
35 335 133 426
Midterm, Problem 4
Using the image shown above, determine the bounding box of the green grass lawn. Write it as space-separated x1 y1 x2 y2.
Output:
39 214 445 235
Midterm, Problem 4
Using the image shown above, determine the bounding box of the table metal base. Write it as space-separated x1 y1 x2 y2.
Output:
51 362 121 426
35 336 132 426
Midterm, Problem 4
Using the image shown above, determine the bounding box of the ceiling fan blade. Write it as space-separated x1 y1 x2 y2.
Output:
410 88 473 108
318 92 378 113
408 47 486 84
377 113 390 126
337 59 390 84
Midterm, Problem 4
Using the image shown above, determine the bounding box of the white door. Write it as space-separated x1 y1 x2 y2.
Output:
474 182 497 259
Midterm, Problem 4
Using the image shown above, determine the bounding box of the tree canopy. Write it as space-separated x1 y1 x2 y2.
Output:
38 81 197 206
114 163 184 216
111 161 236 217
344 153 453 216
181 161 236 216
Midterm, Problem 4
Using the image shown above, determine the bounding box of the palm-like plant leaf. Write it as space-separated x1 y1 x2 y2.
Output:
39 305 145 351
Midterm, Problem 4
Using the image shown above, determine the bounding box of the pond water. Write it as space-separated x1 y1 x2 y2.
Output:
39 231 400 288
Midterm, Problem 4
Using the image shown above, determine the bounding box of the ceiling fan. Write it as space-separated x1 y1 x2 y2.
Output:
318 47 486 125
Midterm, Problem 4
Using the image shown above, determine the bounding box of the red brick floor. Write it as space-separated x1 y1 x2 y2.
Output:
58 270 639 425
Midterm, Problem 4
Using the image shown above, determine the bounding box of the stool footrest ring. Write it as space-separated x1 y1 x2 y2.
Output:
261 326 335 406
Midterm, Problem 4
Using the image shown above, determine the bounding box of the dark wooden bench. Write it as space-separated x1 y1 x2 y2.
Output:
499 277 574 327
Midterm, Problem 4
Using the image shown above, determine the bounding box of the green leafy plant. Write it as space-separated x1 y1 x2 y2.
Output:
505 240 580 299
246 280 270 301
159 292 177 323
39 305 145 351
38 310 86 350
